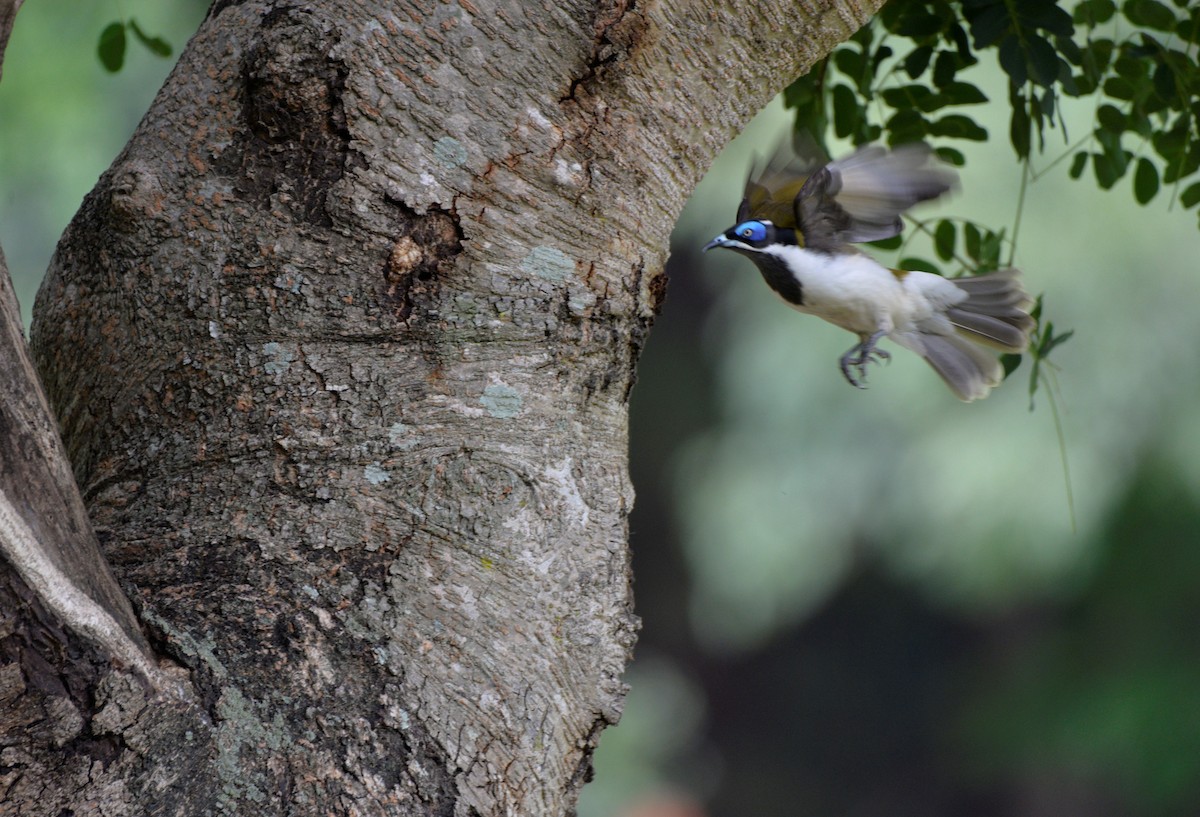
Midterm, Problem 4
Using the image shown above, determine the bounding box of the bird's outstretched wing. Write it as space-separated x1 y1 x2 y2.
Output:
736 138 822 226
738 140 958 253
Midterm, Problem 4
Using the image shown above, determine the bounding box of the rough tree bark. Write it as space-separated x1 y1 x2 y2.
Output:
1 0 883 814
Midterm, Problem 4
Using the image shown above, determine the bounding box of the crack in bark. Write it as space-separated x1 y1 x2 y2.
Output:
561 0 649 103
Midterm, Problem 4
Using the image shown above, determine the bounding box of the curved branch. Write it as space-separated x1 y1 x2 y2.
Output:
0 248 160 684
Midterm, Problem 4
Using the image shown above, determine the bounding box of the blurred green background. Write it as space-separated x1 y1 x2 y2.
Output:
3 4 1200 817
0 0 209 322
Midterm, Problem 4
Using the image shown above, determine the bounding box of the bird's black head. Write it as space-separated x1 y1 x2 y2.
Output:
702 218 805 305
702 219 794 255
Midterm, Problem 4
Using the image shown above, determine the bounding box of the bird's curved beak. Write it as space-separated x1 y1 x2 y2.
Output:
703 235 730 252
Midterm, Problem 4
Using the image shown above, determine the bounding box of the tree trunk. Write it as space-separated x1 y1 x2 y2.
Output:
4 0 881 813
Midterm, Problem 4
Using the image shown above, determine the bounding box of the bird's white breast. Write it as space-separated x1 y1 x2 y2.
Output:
759 245 967 338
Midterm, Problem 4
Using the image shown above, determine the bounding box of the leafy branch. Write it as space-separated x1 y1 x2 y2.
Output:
783 0 1200 404
97 18 171 73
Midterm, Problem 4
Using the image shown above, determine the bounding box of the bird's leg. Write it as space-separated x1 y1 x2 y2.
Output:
839 330 891 388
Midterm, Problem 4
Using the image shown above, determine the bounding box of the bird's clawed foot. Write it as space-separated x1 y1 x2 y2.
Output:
839 330 890 389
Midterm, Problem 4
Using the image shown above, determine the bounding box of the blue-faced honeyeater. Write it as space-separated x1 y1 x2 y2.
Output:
704 140 1035 402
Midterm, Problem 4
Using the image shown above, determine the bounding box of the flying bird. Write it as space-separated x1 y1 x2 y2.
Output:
703 140 1035 402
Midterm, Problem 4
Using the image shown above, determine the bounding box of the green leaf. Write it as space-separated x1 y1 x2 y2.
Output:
934 220 957 261
893 6 945 38
128 18 172 58
1056 55 1079 95
1133 156 1159 203
967 3 1010 48
1038 86 1058 122
941 81 989 104
1010 95 1031 157
1102 76 1138 100
1151 60 1178 103
933 50 960 87
1081 39 1114 81
833 47 864 81
929 113 988 140
881 85 936 110
1075 0 1117 24
949 21 975 60
935 146 966 166
885 108 929 143
1022 3 1075 36
998 34 1027 86
1072 70 1097 96
839 48 874 96
1123 0 1178 32
1151 115 1189 161
1039 324 1075 356
1181 181 1200 209
1164 145 1200 184
1068 151 1089 179
783 74 817 110
1054 34 1083 66
872 44 895 71
1127 106 1153 138
1029 295 1044 324
979 229 1004 269
1001 352 1023 377
1180 9 1200 45
964 222 982 260
1027 35 1060 87
899 256 942 274
867 235 903 250
831 84 860 139
1112 54 1148 82
904 45 934 79
1093 151 1121 189
1096 129 1130 171
97 21 127 73
1097 103 1126 132
1131 31 1166 54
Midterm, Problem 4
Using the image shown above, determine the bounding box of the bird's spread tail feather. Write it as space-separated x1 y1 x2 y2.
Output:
920 333 1006 402
946 268 1036 352
921 268 1036 401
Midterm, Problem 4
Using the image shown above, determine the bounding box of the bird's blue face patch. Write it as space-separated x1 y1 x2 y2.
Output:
732 220 768 243
702 219 776 253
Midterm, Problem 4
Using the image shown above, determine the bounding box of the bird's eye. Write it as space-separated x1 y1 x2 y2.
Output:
733 221 768 243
